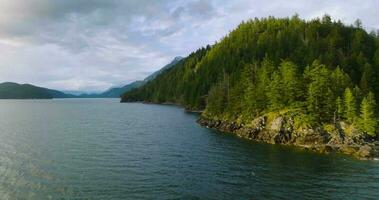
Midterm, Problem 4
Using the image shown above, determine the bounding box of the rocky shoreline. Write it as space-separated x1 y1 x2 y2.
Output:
197 116 379 159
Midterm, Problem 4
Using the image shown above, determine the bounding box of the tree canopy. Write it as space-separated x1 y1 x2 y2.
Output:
122 15 379 136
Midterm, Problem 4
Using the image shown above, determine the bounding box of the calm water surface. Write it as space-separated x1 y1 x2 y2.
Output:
0 99 378 199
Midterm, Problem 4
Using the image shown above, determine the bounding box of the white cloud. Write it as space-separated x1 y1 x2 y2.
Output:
0 0 377 92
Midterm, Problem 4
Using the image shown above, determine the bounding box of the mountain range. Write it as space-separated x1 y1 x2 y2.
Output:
95 56 182 98
0 56 182 99
0 82 75 99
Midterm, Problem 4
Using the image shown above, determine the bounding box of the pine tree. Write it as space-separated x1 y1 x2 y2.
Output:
255 57 275 109
206 78 229 115
332 66 352 96
344 88 357 122
353 85 363 106
336 96 344 121
241 63 255 114
359 63 374 95
306 63 334 121
279 61 303 106
267 71 284 110
373 50 379 96
358 92 377 136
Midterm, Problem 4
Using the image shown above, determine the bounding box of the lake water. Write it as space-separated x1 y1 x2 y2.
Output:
0 99 378 199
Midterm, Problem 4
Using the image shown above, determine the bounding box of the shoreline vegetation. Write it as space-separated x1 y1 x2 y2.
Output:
121 15 379 159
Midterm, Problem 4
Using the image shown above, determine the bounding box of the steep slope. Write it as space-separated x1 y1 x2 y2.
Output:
122 15 379 113
95 56 183 98
144 56 183 82
0 82 75 99
99 81 144 98
121 15 379 158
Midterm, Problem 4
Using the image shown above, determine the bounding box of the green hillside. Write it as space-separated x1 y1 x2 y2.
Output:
0 82 75 99
122 15 379 136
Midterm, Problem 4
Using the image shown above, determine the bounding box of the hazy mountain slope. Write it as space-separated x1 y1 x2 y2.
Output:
97 57 183 98
100 81 144 98
144 56 183 82
0 82 75 99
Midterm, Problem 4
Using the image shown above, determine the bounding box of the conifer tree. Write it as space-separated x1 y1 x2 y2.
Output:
306 63 334 121
240 63 259 113
359 63 377 95
279 61 303 106
332 66 352 96
267 71 284 110
336 96 344 121
255 57 275 109
358 92 377 136
344 88 357 122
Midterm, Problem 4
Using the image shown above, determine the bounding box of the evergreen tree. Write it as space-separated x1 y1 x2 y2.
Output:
336 96 344 121
279 61 303 106
267 71 284 110
206 78 229 115
306 63 334 121
344 88 357 122
358 92 377 136
241 63 257 114
332 66 352 96
359 63 375 95
255 57 275 110
353 85 364 106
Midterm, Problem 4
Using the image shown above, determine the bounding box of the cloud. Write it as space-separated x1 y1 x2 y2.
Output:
0 0 377 92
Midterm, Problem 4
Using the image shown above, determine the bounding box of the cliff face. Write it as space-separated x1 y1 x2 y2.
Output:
197 115 379 159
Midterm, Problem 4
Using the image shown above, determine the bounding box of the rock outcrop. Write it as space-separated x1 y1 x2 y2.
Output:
198 115 378 159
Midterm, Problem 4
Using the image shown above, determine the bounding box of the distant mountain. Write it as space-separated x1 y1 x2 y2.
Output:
144 56 183 82
0 57 183 99
95 56 183 98
99 81 144 98
0 82 75 99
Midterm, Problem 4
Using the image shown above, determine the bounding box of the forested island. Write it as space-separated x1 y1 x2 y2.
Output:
121 15 379 159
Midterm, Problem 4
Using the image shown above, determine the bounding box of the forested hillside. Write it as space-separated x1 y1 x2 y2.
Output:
0 82 75 99
122 15 379 136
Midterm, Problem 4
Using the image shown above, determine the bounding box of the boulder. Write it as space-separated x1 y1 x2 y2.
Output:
355 145 373 159
339 145 359 155
251 116 266 130
295 128 328 145
270 117 284 132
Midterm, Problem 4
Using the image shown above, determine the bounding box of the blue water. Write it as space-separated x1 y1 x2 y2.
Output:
0 99 378 199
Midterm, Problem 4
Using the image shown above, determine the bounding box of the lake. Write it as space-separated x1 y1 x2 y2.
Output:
0 99 378 199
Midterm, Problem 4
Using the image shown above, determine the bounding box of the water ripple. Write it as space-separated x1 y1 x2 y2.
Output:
0 99 378 199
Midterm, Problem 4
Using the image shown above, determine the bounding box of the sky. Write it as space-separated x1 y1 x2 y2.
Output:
0 0 378 93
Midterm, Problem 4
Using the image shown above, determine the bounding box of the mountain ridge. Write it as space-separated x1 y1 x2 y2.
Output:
0 82 75 99
0 56 183 99
94 56 183 98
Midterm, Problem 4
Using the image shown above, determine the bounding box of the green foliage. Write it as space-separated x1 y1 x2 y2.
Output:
267 71 284 110
0 82 74 99
121 16 379 135
344 88 357 123
206 77 229 116
336 96 344 120
332 67 352 96
306 62 335 122
279 61 303 106
358 92 377 136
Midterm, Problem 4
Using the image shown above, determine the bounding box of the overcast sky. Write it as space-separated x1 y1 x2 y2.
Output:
0 0 378 92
